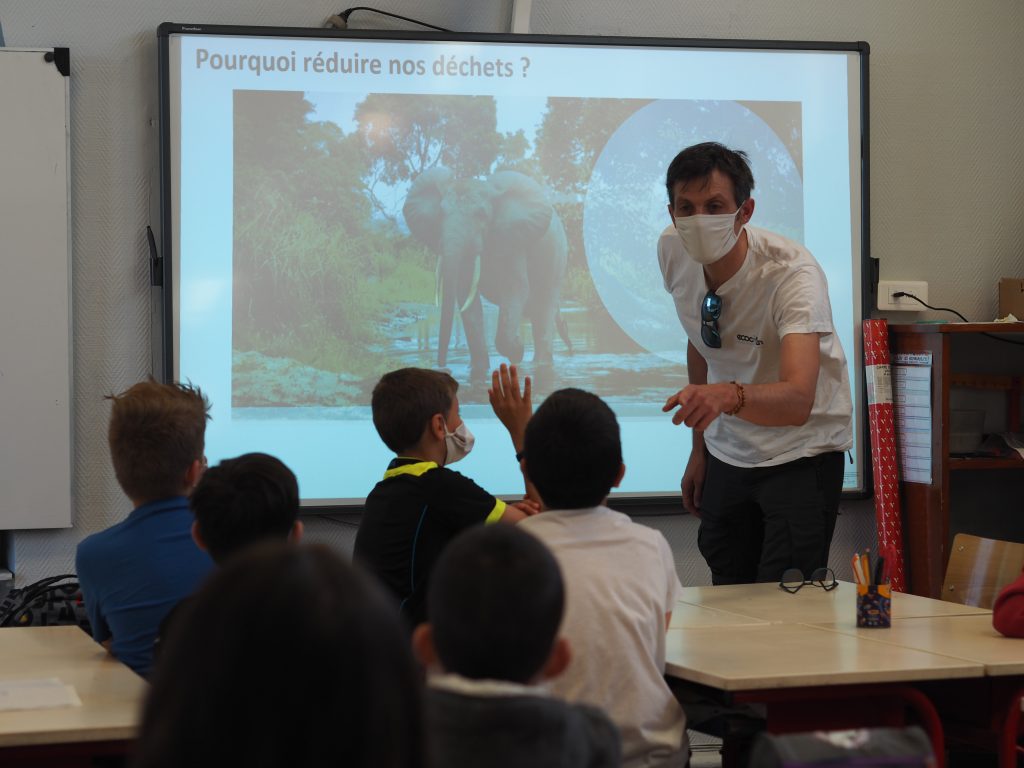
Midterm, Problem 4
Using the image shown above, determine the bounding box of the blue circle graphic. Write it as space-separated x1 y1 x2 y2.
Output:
583 99 803 364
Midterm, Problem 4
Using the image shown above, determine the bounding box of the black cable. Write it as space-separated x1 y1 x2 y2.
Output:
0 575 78 627
331 6 451 32
893 292 1024 346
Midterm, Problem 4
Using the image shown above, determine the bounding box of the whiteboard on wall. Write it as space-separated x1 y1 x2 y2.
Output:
0 48 72 529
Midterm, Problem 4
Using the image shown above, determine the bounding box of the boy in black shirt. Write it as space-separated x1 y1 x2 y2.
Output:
354 364 534 626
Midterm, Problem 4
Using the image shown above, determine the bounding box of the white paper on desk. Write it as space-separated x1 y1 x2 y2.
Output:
0 678 81 711
892 352 932 484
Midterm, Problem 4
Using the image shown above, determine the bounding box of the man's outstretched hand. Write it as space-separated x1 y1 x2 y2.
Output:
662 383 738 431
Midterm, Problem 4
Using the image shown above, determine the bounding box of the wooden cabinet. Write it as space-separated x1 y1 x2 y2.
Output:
888 323 1024 598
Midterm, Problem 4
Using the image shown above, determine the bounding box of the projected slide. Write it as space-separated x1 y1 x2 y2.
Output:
232 91 802 412
166 31 865 503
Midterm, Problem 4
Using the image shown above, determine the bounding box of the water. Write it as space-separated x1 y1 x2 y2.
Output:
233 299 691 417
373 300 689 414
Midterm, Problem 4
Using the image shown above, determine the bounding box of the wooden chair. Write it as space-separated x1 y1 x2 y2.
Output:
939 536 1024 768
941 533 1024 609
938 535 1024 768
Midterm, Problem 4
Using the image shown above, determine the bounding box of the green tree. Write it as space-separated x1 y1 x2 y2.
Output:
533 98 649 305
233 90 384 373
354 94 501 184
235 91 371 236
534 97 648 197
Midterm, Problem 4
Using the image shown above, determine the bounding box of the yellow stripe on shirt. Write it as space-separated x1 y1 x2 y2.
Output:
383 461 438 479
484 498 507 525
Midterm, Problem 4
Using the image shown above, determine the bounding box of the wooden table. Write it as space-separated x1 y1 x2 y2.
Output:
668 601 769 630
667 582 998 767
813 613 1024 768
666 622 983 691
812 613 1024 672
0 626 146 764
676 581 991 626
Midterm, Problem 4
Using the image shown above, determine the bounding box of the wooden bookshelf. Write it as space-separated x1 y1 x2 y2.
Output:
888 323 1024 598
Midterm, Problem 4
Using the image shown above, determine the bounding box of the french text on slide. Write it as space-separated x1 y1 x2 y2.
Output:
194 49 533 78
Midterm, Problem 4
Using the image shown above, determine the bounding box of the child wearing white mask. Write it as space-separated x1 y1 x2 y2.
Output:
355 364 538 627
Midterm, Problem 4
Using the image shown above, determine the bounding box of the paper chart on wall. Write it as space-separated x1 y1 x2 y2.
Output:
892 352 932 484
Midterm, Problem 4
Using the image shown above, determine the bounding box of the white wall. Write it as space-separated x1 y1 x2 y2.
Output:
4 0 1022 584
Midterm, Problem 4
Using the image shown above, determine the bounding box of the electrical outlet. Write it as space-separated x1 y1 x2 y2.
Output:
878 281 929 312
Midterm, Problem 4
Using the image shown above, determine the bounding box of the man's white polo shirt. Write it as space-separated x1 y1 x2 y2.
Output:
658 224 853 468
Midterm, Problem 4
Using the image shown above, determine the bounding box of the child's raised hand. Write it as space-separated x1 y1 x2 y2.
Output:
488 363 532 444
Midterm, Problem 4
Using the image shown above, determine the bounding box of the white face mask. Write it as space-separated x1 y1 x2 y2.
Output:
443 420 475 465
674 210 743 265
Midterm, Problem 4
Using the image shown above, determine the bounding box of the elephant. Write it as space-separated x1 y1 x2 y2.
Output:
402 167 571 382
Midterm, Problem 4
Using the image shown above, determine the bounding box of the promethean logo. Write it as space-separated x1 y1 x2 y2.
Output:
736 334 764 346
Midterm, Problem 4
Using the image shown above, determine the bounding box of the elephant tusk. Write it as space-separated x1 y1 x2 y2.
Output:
434 258 442 306
459 253 481 314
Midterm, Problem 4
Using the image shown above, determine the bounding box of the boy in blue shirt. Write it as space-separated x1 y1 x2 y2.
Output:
76 379 214 676
354 364 534 626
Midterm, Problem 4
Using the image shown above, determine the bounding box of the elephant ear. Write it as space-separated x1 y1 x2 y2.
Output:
487 171 553 248
403 167 454 252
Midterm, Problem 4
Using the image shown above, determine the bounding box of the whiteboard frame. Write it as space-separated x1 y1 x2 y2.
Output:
0 47 73 529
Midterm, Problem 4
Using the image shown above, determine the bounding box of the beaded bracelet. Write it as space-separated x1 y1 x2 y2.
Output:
726 381 745 416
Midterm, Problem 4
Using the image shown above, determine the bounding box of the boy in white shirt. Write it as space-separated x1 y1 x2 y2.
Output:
518 388 688 767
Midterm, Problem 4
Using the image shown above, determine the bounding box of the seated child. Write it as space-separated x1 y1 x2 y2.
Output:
189 451 303 564
413 524 621 768
134 543 424 768
517 388 688 768
354 364 534 626
154 452 305 658
76 378 214 676
993 568 1024 637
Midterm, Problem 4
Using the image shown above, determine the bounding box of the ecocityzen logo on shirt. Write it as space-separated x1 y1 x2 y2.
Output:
736 334 764 346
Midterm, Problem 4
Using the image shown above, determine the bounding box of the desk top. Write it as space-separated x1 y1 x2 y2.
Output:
676 581 991 625
812 613 1024 676
0 626 146 747
669 601 770 630
664 622 984 691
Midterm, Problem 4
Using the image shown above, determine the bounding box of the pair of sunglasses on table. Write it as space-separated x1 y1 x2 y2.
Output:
779 567 838 593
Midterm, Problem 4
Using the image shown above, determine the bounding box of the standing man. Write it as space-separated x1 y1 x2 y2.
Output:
658 142 852 585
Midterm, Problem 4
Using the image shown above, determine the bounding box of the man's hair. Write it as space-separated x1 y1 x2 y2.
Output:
107 378 211 502
136 543 424 768
190 453 300 564
428 525 564 684
665 141 755 208
524 388 622 510
371 368 458 454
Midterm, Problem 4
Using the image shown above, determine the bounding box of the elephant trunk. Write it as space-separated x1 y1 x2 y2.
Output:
437 252 482 368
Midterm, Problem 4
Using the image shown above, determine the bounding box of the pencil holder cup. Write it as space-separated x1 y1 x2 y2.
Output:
856 584 891 628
